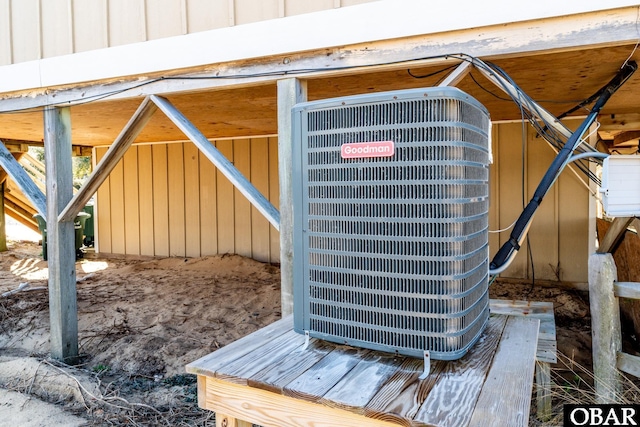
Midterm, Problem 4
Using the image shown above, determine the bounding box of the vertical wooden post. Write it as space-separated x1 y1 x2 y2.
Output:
0 182 6 252
277 78 307 317
535 362 552 421
588 253 622 403
44 106 78 363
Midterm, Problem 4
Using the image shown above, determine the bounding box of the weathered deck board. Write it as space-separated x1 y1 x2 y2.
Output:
186 316 293 377
364 357 439 426
413 316 507 427
490 299 557 363
248 338 335 394
283 345 370 402
468 316 539 427
320 350 403 413
214 328 306 384
188 312 540 427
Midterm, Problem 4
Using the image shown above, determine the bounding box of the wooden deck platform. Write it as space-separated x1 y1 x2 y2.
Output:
187 299 543 427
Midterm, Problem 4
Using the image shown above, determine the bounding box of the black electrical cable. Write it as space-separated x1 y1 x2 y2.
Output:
490 60 638 272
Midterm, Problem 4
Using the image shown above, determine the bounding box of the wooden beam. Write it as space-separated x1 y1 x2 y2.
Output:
0 140 46 216
0 182 6 252
614 282 640 299
438 60 472 87
588 253 622 403
599 113 640 132
58 96 157 223
0 6 638 112
149 95 280 230
597 216 634 253
277 78 307 317
44 106 78 364
617 351 640 378
613 130 640 146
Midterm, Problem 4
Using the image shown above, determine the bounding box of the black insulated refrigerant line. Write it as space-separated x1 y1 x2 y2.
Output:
489 60 638 275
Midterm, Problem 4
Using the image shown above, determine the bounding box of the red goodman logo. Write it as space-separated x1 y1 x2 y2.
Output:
340 141 395 159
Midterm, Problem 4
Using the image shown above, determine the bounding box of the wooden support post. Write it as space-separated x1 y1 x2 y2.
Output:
44 106 78 364
0 182 6 252
277 78 307 317
588 253 622 403
535 362 552 421
215 413 252 427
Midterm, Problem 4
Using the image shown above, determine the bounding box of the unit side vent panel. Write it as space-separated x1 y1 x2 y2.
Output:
293 88 491 360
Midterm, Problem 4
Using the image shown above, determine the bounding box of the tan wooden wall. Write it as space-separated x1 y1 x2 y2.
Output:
489 120 591 283
94 122 591 281
0 0 374 65
94 138 280 263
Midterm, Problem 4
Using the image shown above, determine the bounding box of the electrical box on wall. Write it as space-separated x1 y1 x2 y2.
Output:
601 155 640 216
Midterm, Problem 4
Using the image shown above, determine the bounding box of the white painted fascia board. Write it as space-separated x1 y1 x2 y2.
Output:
0 0 639 94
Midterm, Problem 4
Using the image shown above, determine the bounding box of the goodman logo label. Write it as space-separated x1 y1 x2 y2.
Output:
340 140 395 159
564 405 640 426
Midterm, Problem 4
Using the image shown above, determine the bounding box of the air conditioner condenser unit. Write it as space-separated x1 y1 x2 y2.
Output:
292 87 491 360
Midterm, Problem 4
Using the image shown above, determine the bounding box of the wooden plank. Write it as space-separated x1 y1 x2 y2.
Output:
614 282 640 300
597 216 634 254
95 147 112 253
268 136 280 264
184 142 201 257
537 339 558 364
535 362 552 422
216 140 235 255
199 149 218 255
123 148 140 255
438 60 472 87
414 315 508 427
215 413 252 427
44 106 78 364
0 140 46 216
250 138 271 262
467 316 539 427
216 329 306 384
321 351 403 414
145 0 184 41
248 339 335 394
613 130 640 146
109 158 126 255
150 95 280 230
277 78 307 316
59 97 157 223
233 139 252 258
200 376 400 427
364 357 435 426
617 351 640 378
283 346 370 403
137 145 155 256
152 144 169 257
186 316 294 377
168 143 186 256
0 182 6 251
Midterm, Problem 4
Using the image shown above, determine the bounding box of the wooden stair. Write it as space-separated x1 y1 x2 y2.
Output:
2 153 46 233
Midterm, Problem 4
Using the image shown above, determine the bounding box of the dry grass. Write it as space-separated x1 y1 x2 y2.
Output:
531 352 640 426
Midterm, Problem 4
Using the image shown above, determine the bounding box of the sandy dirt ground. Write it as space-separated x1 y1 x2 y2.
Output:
0 217 617 426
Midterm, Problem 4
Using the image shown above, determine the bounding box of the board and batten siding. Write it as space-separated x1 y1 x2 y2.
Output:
93 121 591 282
489 120 591 283
94 137 280 263
0 0 375 65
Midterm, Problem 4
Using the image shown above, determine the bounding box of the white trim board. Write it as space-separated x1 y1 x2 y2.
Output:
0 1 638 95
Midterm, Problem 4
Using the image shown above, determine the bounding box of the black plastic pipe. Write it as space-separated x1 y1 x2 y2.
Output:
489 60 637 273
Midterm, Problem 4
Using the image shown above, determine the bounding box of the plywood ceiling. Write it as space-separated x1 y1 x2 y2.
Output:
0 44 638 149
